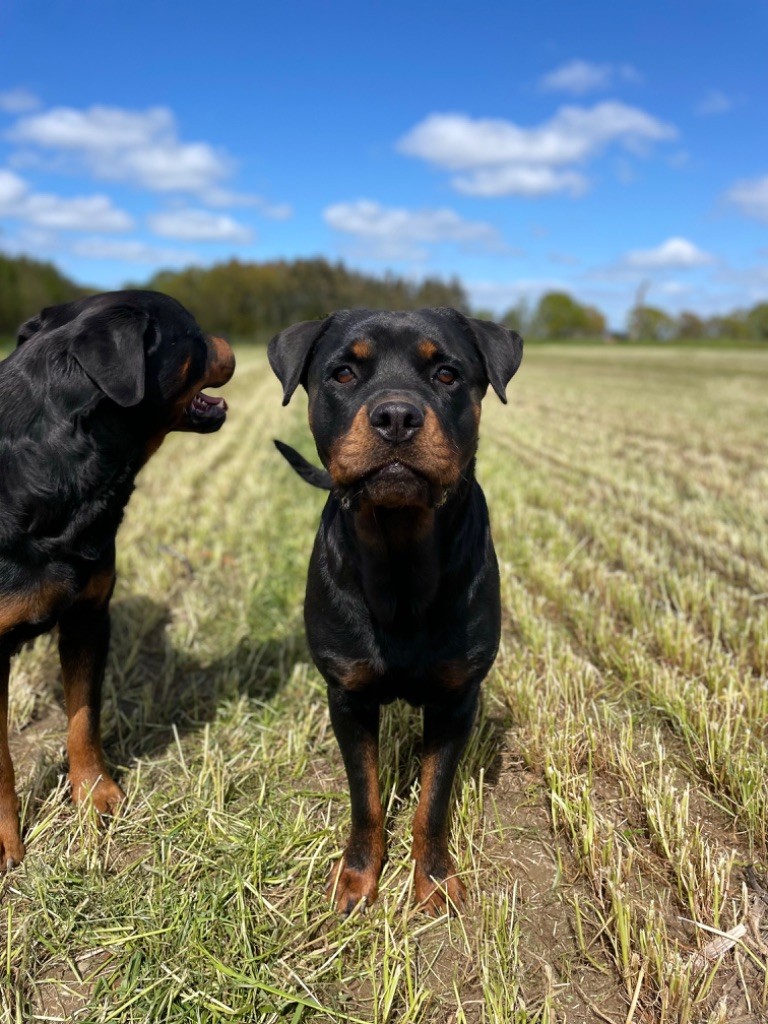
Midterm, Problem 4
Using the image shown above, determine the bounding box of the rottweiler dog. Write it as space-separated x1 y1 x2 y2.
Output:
0 290 235 870
269 308 522 914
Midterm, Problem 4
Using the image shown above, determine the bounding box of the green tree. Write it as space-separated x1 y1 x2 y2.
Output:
500 300 530 336
531 291 606 339
147 258 468 339
746 302 768 340
703 312 749 339
628 305 676 342
0 254 87 337
675 311 705 339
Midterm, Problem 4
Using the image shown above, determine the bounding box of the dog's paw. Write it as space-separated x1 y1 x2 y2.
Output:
326 857 380 916
0 810 25 871
69 771 126 816
414 860 467 916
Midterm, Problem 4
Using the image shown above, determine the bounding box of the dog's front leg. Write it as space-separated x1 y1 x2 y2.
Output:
0 647 25 870
326 684 385 914
412 690 478 914
58 574 125 816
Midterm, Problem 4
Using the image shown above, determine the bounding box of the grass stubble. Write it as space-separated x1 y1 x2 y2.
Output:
1 345 767 1022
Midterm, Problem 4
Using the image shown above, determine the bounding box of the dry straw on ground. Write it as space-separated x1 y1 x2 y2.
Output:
2 345 767 1022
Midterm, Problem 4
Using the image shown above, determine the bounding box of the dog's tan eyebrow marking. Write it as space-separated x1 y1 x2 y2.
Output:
417 338 438 360
350 339 374 359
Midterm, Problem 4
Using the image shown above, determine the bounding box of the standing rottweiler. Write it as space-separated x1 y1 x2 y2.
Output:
269 308 522 914
0 290 235 870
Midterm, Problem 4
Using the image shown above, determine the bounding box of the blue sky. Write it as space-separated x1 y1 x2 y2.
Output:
1 0 766 327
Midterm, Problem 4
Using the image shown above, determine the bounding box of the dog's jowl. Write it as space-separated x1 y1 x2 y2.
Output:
270 307 522 915
0 290 235 870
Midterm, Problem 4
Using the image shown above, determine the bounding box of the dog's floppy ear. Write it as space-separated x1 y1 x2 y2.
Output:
268 316 332 406
16 313 43 346
452 312 523 403
70 306 151 408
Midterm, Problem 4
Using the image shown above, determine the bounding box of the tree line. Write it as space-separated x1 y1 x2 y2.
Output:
143 259 467 337
0 254 88 337
0 254 467 340
1 252 767 342
495 291 768 342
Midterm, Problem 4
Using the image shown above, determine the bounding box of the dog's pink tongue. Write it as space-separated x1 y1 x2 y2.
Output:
194 392 227 411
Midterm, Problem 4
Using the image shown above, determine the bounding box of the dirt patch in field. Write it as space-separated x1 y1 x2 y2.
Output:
478 757 629 1021
31 951 112 1021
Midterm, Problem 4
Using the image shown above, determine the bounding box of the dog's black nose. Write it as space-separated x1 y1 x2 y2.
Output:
370 400 424 443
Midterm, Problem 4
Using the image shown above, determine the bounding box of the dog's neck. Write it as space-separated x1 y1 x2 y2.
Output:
0 373 154 562
343 472 476 627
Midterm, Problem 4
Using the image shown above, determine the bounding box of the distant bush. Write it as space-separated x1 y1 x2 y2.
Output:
498 291 605 340
0 254 87 338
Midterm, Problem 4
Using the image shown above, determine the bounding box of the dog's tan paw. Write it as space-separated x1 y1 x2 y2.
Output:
327 857 381 915
414 860 467 916
70 771 126 816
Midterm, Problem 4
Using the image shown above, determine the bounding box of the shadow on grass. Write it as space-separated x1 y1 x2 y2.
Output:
103 595 306 767
22 593 509 845
20 594 305 817
377 692 509 826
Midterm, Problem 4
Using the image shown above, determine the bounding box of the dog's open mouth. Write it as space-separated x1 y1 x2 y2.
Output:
185 391 228 432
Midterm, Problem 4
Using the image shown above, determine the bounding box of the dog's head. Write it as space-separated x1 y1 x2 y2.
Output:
17 290 235 434
269 308 522 508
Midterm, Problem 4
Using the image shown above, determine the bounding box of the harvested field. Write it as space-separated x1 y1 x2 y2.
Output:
3 344 768 1022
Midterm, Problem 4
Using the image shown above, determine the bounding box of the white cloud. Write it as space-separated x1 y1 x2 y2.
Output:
117 143 231 194
398 103 676 197
0 226 59 256
149 208 253 242
548 251 580 266
540 60 640 95
10 105 232 195
0 168 133 232
323 199 504 260
695 90 733 116
0 169 27 205
8 104 289 212
659 280 696 296
20 194 133 232
657 280 691 296
726 175 768 223
203 188 293 218
257 201 293 220
0 87 41 114
623 237 715 270
11 105 171 150
70 237 200 265
453 165 588 197
8 104 292 212
399 104 675 170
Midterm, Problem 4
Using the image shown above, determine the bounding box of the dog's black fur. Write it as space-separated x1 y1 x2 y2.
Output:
269 307 522 914
0 290 235 870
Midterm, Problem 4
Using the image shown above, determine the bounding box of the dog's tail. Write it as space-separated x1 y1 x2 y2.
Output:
274 439 333 490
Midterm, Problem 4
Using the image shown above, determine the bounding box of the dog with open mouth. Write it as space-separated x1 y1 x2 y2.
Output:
269 307 522 915
0 290 235 870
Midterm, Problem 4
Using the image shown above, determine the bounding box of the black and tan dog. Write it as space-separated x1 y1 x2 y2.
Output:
0 290 235 870
269 308 522 914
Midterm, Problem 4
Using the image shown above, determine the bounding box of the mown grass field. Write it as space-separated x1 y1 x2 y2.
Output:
2 344 768 1023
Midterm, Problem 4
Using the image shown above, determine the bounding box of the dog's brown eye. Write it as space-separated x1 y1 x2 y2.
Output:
435 367 457 386
333 366 356 384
